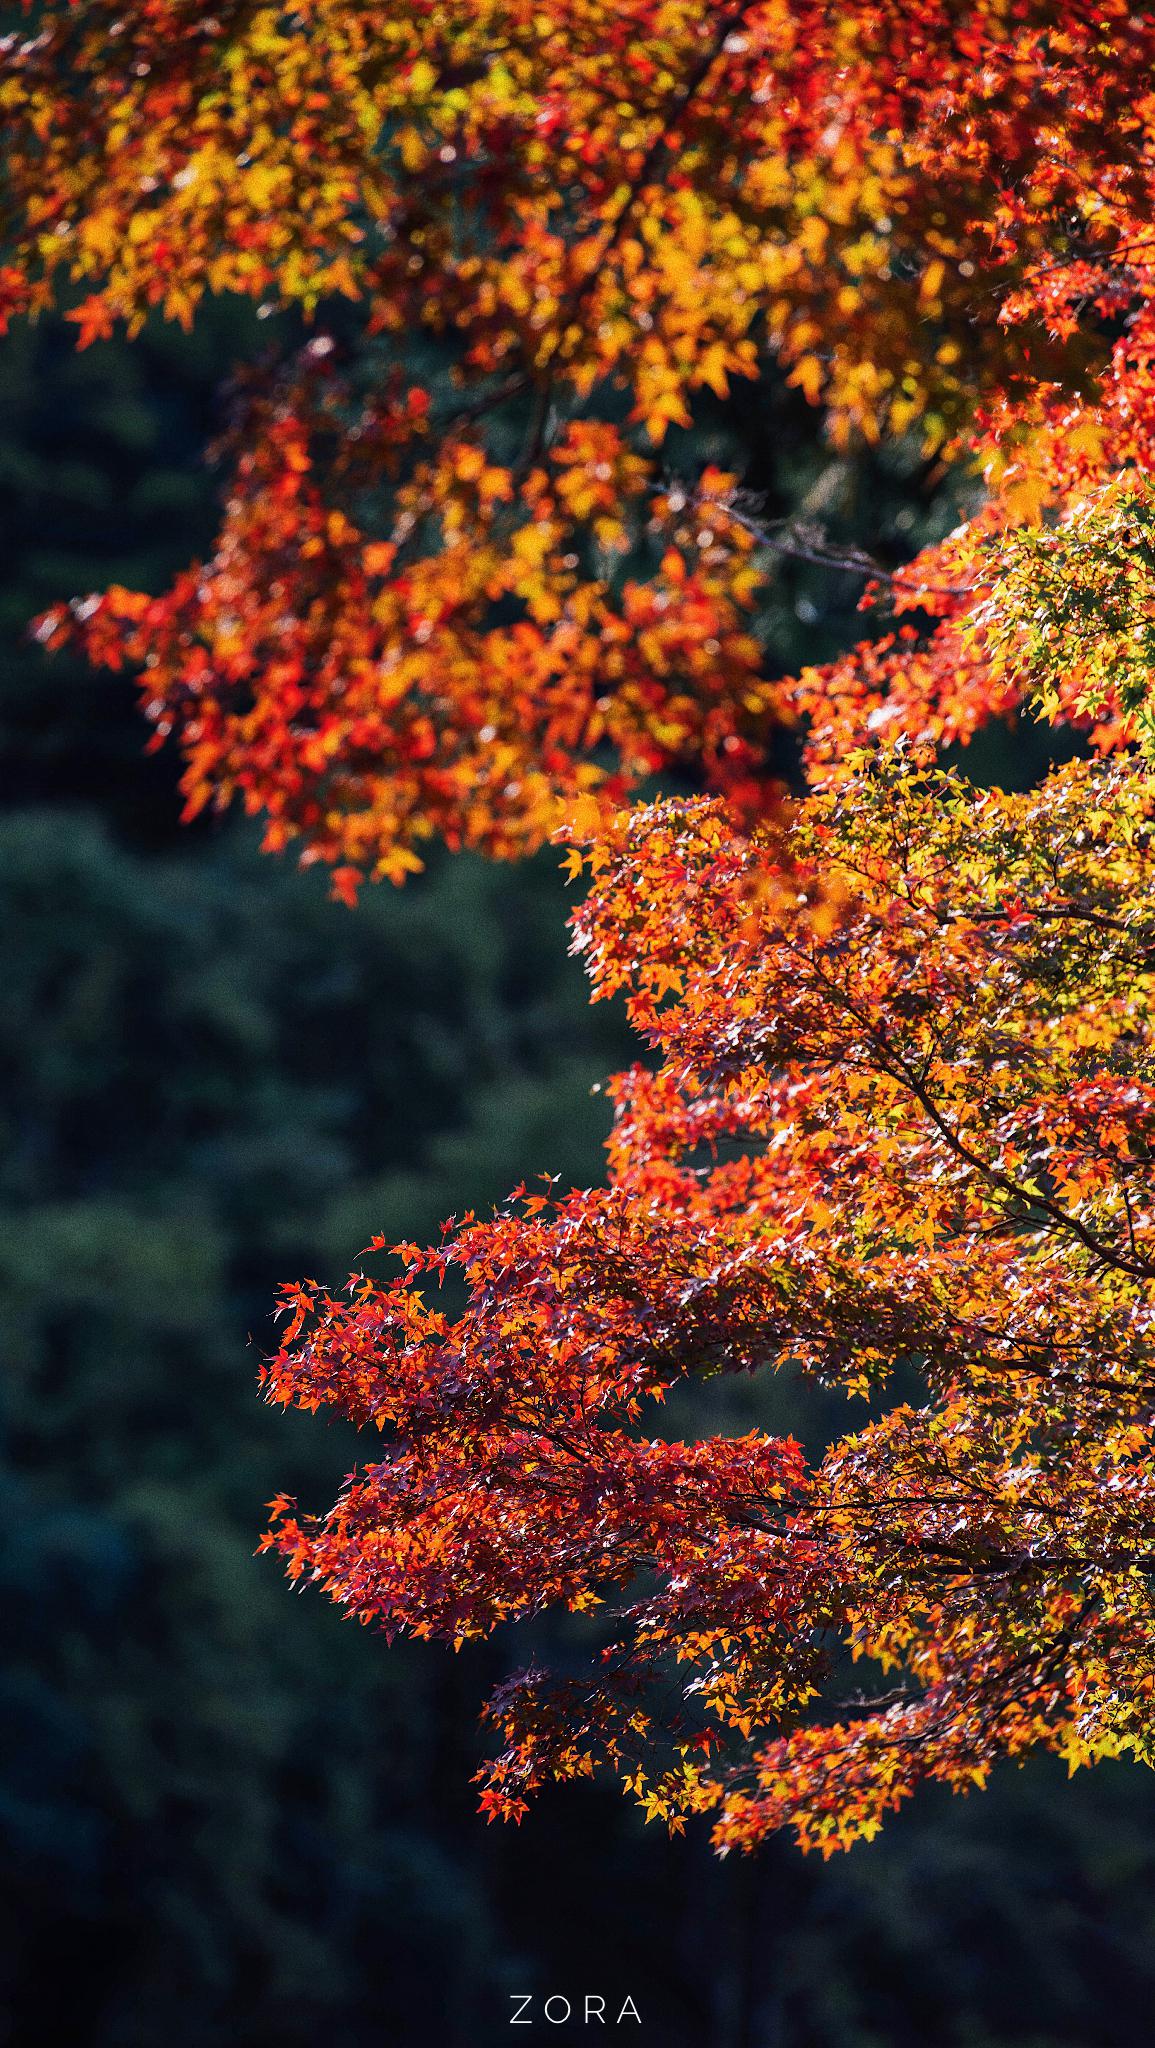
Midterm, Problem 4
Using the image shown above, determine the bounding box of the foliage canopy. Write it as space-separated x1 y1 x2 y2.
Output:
11 0 1155 1854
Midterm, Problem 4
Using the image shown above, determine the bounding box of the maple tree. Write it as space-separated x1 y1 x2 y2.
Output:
12 0 1153 886
262 753 1155 1853
11 0 1155 1852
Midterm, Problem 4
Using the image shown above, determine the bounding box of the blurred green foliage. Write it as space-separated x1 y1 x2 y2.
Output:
3 306 1155 2048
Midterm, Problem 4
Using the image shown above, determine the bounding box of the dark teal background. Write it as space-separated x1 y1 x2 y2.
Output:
2 307 1154 2048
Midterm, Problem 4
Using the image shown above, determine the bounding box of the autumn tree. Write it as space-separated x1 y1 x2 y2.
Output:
263 753 1155 1853
10 0 1155 1852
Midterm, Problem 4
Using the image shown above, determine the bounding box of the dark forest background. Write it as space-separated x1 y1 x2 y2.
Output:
4 301 1155 2048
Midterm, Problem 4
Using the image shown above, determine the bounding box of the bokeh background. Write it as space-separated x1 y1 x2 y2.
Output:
4 305 1155 2048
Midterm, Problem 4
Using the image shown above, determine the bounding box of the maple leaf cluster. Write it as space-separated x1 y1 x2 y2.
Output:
262 758 1155 1851
13 0 1155 1850
14 0 1155 882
